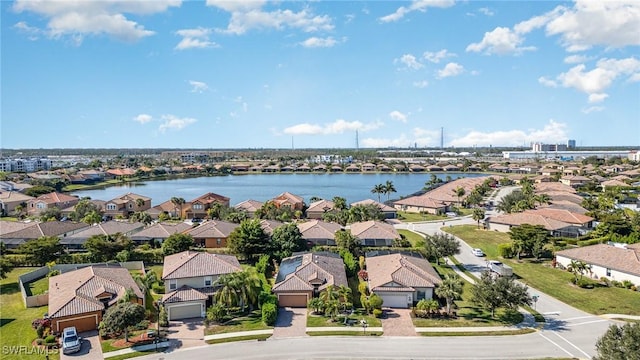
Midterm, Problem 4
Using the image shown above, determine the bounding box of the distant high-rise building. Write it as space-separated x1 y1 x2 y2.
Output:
567 139 576 149
532 143 567 152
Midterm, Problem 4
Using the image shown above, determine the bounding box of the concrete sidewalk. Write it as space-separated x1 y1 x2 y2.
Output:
103 341 171 358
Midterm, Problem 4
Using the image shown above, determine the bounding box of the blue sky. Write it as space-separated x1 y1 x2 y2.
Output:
2 0 639 149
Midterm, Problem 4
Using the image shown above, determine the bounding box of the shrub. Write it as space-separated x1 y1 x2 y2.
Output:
36 325 44 339
369 294 383 310
32 318 50 330
152 283 165 294
497 243 514 258
600 277 611 287
255 254 271 277
576 278 594 289
357 269 368 281
158 306 169 328
261 303 277 326
44 335 56 344
631 285 637 292
133 320 150 330
47 269 60 277
258 291 277 308
392 238 411 248
372 309 383 318
340 249 357 277
358 281 368 296
622 280 634 289
359 256 365 271
207 303 227 323
611 280 623 288
35 338 44 345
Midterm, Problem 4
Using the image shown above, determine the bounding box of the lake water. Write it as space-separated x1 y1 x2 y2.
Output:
72 173 487 206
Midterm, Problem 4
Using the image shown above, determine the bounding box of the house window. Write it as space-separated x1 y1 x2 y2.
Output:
216 239 221 246
106 204 116 210
36 203 46 209
416 290 426 301
606 268 611 277
204 276 213 287
193 204 203 210
169 279 177 291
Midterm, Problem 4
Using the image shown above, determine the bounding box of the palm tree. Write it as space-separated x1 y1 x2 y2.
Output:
170 197 185 219
308 297 324 315
214 274 240 308
337 285 352 312
332 196 347 211
384 180 397 201
235 269 262 312
119 288 138 303
320 285 340 320
453 186 466 205
371 184 385 202
416 299 440 317
472 207 485 229
567 260 591 283
435 274 464 315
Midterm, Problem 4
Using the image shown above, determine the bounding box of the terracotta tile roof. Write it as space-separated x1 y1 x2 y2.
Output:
130 222 191 240
48 266 143 319
528 209 593 225
162 251 241 280
273 192 304 205
112 192 151 202
150 200 179 213
393 196 447 209
32 192 78 205
234 199 263 213
0 221 89 241
188 192 230 204
297 220 342 239
306 200 336 213
65 221 145 239
349 221 399 240
534 182 577 194
543 191 584 205
185 220 238 238
601 179 630 188
351 199 396 212
272 252 347 293
259 219 284 235
0 220 37 236
556 244 640 277
366 253 441 291
0 191 34 203
162 285 208 304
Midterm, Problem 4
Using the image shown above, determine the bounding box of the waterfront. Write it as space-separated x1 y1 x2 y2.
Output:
72 173 487 206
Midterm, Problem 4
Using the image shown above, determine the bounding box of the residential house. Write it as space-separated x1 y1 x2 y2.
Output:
146 200 181 219
260 219 284 235
0 181 33 193
272 252 348 307
0 221 89 249
0 191 34 216
351 199 397 219
234 199 263 218
297 220 342 246
560 175 591 188
365 253 442 308
60 199 106 219
600 179 631 191
48 266 144 332
183 192 230 219
485 209 593 237
161 251 241 320
130 222 192 244
103 193 151 219
305 199 336 219
61 221 146 251
105 168 136 179
349 220 400 246
555 243 640 286
393 196 448 215
185 220 238 248
27 192 79 216
272 192 305 211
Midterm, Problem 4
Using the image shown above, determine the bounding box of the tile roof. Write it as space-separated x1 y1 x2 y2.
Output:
486 210 580 231
540 201 588 214
528 209 593 225
0 221 89 241
556 244 640 277
65 221 145 239
273 192 304 205
350 199 396 212
393 196 447 209
130 222 191 240
0 191 35 203
162 251 241 280
349 220 399 240
366 253 441 291
306 200 336 213
185 220 238 238
601 179 630 187
48 266 143 319
272 252 347 292
111 192 151 202
31 192 78 205
0 220 37 236
188 192 230 204
534 182 577 194
162 285 208 304
234 199 263 213
259 219 284 235
297 220 342 239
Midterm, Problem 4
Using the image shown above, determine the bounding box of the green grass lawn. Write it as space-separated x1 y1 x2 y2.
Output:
397 211 446 222
205 333 272 344
307 310 382 327
101 329 152 352
307 330 383 336
24 276 49 296
443 225 640 315
398 229 426 248
204 310 272 335
0 268 58 360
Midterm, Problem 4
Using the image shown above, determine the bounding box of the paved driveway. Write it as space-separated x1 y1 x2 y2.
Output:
60 330 102 360
166 318 206 349
381 309 417 336
271 307 308 338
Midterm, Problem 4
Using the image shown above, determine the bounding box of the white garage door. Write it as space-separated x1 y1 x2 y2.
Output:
378 293 409 308
168 303 202 320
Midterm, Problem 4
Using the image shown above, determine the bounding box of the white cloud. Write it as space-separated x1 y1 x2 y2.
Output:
300 36 341 48
423 49 456 63
450 120 569 147
133 114 152 124
394 54 423 70
361 127 440 148
283 119 383 135
206 2 333 35
413 80 429 88
13 0 180 44
588 93 609 103
436 62 464 78
478 7 494 16
158 115 197 133
466 27 536 55
564 55 589 64
545 0 640 52
13 21 41 40
538 76 558 88
389 111 408 123
582 106 605 114
175 27 218 50
379 0 455 23
189 80 209 93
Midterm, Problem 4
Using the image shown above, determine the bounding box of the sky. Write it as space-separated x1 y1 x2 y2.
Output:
1 0 639 149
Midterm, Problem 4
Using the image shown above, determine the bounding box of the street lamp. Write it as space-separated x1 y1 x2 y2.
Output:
360 319 368 335
532 295 539 310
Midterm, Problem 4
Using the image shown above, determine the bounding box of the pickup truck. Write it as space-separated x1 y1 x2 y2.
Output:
487 260 513 277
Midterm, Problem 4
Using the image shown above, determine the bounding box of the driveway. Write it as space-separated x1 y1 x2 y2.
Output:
381 309 417 336
271 307 308 338
60 330 102 360
165 318 206 349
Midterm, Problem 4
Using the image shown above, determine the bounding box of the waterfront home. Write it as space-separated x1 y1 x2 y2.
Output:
234 199 263 218
182 192 230 219
349 220 400 246
162 251 241 320
185 220 238 248
297 220 342 246
350 199 397 219
0 191 34 216
306 199 336 219
147 200 181 219
103 193 151 219
272 192 305 211
27 192 79 216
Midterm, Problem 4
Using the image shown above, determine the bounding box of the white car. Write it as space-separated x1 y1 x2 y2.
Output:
62 326 82 354
471 248 485 257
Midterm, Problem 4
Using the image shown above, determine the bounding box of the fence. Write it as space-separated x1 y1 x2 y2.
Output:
19 261 145 308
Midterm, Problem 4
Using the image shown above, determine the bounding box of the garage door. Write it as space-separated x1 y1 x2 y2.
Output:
378 293 409 308
278 294 308 307
168 303 202 320
58 314 98 333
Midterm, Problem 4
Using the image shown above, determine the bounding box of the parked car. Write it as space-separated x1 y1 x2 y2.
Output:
62 326 82 354
471 248 485 257
487 260 513 277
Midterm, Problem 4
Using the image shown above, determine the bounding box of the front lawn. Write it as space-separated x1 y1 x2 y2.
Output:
0 268 58 360
443 225 640 315
307 309 381 328
398 229 425 248
204 310 272 335
101 328 155 353
397 211 446 222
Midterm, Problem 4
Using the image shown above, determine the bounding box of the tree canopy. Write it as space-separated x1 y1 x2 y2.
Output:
471 271 531 318
18 236 63 266
508 224 549 259
424 233 460 264
84 233 134 262
594 322 640 360
100 301 146 342
227 219 271 262
161 233 194 256
270 223 306 261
